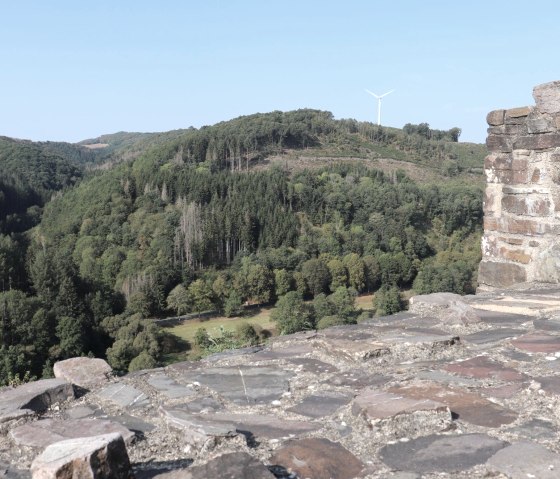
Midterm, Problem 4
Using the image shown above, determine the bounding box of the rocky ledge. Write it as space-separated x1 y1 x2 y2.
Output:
5 285 560 478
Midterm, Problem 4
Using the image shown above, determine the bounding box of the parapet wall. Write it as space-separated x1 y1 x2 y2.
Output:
479 80 560 289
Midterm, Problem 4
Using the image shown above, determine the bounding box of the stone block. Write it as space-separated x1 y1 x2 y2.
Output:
352 389 451 438
10 418 135 448
486 135 512 152
30 433 133 479
0 378 74 423
380 434 509 474
270 438 364 479
506 106 532 118
499 247 531 264
487 109 505 126
527 117 555 134
174 452 275 479
501 195 551 216
287 391 353 418
533 243 560 282
53 357 112 390
533 80 560 114
487 441 560 479
498 217 546 235
443 356 526 382
484 153 512 170
513 134 560 151
478 261 527 288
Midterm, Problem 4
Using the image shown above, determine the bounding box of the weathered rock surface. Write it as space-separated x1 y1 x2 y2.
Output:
30 433 132 478
4 285 560 477
0 379 74 423
270 438 364 479
486 441 560 478
53 357 112 389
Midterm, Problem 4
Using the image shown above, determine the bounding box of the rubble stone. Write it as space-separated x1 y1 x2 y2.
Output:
53 357 112 389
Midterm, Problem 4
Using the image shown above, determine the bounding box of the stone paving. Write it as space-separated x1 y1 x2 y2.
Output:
5 286 560 477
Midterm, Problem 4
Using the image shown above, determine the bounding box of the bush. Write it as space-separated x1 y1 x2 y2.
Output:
316 315 357 330
373 285 404 316
128 351 157 372
235 323 260 346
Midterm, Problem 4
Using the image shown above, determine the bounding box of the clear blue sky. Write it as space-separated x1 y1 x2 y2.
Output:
1 1 559 144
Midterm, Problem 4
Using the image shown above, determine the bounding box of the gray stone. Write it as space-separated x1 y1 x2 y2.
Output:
506 418 557 440
30 433 133 479
202 412 320 440
10 418 135 448
286 391 353 418
534 319 560 331
270 438 364 479
53 357 112 389
169 452 274 479
463 328 524 345
478 260 527 288
324 371 389 391
486 441 560 478
161 408 238 447
527 117 555 134
0 378 74 422
475 310 533 326
146 373 195 399
181 366 293 404
64 405 98 419
97 382 150 409
352 389 451 438
177 397 222 413
380 433 509 473
251 343 314 360
202 346 264 362
286 357 338 374
487 109 505 126
96 413 156 435
534 80 560 114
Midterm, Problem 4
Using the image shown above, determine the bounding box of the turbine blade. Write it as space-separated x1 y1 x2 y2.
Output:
365 89 380 98
379 89 395 98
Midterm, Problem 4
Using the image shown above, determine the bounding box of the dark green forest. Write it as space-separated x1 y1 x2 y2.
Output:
0 110 485 383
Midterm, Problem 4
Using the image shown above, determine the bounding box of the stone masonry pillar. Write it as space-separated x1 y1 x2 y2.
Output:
479 81 560 289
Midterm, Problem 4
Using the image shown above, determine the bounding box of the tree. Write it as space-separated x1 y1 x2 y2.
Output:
166 284 190 315
343 253 365 293
246 264 274 305
186 279 215 315
301 258 331 297
271 291 315 334
327 258 347 291
274 269 292 297
373 285 404 316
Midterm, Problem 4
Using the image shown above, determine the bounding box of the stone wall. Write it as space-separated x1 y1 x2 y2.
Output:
479 80 560 289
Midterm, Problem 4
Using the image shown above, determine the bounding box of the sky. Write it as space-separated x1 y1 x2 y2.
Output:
1 1 559 144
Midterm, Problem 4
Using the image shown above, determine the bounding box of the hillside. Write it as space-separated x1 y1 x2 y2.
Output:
0 109 486 382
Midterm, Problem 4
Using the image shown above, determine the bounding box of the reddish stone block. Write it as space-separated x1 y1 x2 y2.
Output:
511 333 560 353
501 196 551 216
506 106 532 118
478 260 527 288
443 356 526 382
487 110 505 126
487 135 512 153
499 248 531 264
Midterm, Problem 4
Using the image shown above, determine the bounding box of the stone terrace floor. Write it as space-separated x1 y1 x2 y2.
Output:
4 284 560 477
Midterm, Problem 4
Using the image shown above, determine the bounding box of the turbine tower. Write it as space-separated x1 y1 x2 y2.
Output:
365 89 395 126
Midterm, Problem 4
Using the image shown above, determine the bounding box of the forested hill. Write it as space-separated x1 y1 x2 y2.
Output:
0 109 486 383
78 109 486 179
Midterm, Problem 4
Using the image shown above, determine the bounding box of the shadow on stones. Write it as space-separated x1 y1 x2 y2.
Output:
237 429 258 448
72 385 89 399
268 465 292 478
133 459 194 479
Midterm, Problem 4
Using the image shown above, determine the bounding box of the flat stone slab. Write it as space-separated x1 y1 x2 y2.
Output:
316 337 390 361
286 357 338 374
324 371 389 391
486 441 560 479
352 389 450 438
176 397 222 413
0 462 29 479
535 376 560 395
443 356 526 382
0 378 74 422
151 452 274 479
380 433 509 473
286 391 353 418
161 408 238 447
30 433 132 479
270 438 364 479
146 372 195 399
203 412 321 439
9 418 135 448
389 383 518 427
533 319 560 331
53 357 112 389
97 382 150 409
511 333 560 353
474 310 532 326
251 343 314 360
506 418 558 440
462 328 524 345
181 366 293 404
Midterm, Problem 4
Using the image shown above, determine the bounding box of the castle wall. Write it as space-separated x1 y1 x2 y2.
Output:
479 81 560 289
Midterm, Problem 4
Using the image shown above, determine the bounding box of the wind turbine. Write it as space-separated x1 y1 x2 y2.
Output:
365 89 395 126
